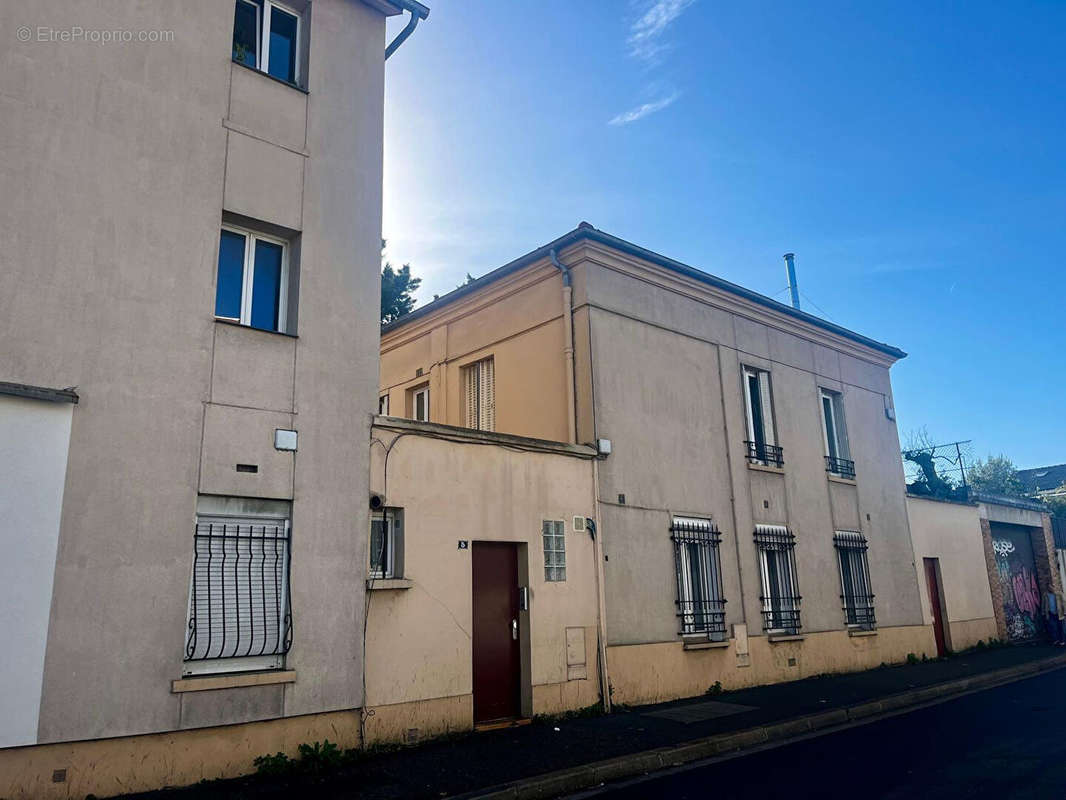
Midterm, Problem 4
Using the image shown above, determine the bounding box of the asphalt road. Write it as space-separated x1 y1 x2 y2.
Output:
570 670 1066 800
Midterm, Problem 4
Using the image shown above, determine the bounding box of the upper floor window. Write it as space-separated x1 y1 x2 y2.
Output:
820 389 854 478
670 517 726 640
743 367 782 467
410 385 429 422
233 0 302 85
215 225 291 334
378 394 390 416
462 357 495 432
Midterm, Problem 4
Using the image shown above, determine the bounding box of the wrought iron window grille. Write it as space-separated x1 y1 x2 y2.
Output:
754 525 802 634
745 440 784 467
834 531 876 630
825 455 856 479
671 518 727 639
185 520 293 663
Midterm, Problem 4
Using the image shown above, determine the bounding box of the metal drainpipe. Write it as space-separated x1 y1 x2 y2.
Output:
550 249 578 444
590 461 612 713
385 2 429 60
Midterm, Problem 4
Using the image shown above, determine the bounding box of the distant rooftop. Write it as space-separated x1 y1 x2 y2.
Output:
382 223 906 360
1017 464 1066 493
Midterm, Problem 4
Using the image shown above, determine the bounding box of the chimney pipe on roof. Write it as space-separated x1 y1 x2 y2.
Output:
783 253 800 310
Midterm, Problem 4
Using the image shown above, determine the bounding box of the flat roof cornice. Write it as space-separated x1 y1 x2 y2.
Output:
382 224 906 360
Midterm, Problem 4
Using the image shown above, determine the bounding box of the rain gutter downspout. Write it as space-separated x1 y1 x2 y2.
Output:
549 249 578 445
385 1 429 60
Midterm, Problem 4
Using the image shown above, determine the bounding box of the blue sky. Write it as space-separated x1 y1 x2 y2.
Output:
383 1 1065 468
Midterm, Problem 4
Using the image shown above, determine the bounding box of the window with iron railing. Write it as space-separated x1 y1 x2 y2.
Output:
820 389 854 478
754 524 801 634
743 367 782 466
184 514 292 675
834 531 876 630
671 517 727 639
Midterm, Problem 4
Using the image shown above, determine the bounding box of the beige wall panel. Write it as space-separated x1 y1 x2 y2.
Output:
211 323 296 412
750 471 787 524
907 496 996 629
839 352 892 395
365 429 599 717
607 625 936 706
200 404 294 499
768 328 815 373
829 480 862 531
223 131 305 231
0 708 363 800
581 262 736 349
178 685 285 730
227 63 308 153
812 343 842 381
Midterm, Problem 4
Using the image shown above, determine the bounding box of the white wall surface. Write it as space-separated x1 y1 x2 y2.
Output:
0 396 73 746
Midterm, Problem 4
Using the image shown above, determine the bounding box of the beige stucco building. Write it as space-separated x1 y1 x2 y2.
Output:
363 418 605 742
0 1 428 797
381 223 937 710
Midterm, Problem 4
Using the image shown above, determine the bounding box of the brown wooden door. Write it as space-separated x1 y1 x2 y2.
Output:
924 558 948 657
472 542 521 723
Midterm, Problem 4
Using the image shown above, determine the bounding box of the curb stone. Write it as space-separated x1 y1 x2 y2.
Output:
460 653 1066 800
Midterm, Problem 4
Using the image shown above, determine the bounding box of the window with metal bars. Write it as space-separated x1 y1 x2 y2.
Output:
743 367 782 466
183 515 292 675
671 517 727 639
754 524 801 634
543 520 566 581
462 357 495 431
834 531 876 630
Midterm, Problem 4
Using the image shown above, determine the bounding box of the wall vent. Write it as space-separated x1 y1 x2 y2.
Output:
573 516 586 532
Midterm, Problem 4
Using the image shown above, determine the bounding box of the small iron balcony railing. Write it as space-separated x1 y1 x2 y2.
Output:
745 440 784 467
843 594 877 630
825 455 856 479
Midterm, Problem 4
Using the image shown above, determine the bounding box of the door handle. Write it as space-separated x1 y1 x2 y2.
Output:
511 619 518 640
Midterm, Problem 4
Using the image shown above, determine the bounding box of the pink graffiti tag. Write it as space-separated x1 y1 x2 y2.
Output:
1012 568 1040 617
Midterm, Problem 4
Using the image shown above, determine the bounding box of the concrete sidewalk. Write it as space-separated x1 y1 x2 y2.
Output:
122 645 1066 800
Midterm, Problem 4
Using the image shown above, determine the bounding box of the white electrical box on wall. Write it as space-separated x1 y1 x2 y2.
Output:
274 429 298 451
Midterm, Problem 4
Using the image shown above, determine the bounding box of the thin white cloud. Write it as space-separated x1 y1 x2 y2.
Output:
609 91 680 126
627 0 695 63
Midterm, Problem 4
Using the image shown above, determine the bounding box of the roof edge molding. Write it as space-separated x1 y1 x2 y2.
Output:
0 381 79 404
381 223 906 361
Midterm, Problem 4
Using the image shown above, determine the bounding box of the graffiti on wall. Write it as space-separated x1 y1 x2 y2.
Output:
992 533 1041 641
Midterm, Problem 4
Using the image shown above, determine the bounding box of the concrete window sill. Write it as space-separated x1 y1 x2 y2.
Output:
827 474 857 486
682 638 731 651
368 578 414 591
747 462 784 475
767 633 806 643
848 629 878 637
172 670 296 694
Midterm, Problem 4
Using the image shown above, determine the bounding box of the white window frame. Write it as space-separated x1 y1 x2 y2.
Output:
820 389 850 465
378 394 390 416
742 367 777 463
183 512 291 676
216 223 290 333
543 519 566 582
754 525 800 634
235 0 303 86
369 510 397 579
412 385 430 422
671 517 726 639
